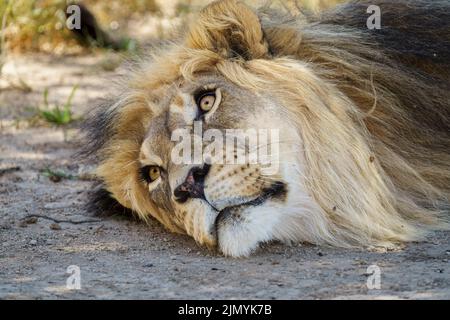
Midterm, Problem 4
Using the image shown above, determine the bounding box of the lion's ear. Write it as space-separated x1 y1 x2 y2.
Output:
186 0 270 60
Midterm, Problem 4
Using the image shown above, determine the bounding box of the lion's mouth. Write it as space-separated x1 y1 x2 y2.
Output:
214 181 287 227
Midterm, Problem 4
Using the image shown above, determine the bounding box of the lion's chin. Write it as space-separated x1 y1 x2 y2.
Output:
208 182 287 257
215 203 284 257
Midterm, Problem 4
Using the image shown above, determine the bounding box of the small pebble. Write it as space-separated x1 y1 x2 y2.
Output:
0 223 11 230
29 240 37 246
49 175 61 183
50 223 61 230
25 217 38 224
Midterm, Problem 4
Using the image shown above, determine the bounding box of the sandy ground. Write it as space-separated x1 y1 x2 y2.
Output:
0 54 449 300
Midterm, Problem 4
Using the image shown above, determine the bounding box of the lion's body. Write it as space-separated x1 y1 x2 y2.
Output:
82 0 450 257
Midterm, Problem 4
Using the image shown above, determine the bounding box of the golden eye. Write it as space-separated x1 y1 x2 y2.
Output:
197 93 216 112
148 166 161 182
140 165 161 184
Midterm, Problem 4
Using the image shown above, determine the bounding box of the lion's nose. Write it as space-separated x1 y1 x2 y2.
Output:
173 165 210 203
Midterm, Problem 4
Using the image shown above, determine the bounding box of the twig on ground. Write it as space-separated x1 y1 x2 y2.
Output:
21 214 101 225
0 166 21 176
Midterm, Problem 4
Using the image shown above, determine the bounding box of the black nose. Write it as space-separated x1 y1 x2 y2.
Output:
173 165 210 203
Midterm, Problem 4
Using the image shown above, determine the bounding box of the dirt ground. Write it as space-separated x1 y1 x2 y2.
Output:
0 54 449 300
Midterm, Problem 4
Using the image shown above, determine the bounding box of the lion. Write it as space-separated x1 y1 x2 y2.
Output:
80 0 450 257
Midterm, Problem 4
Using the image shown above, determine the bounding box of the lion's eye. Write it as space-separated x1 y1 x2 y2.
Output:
196 92 216 112
140 165 161 184
149 166 161 181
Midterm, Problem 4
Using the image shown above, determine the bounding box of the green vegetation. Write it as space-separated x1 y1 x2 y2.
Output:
39 85 78 126
41 167 74 182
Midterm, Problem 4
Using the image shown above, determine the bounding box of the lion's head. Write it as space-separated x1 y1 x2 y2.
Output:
82 0 450 257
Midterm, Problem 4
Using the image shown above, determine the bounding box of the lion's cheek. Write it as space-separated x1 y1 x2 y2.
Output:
204 164 272 211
